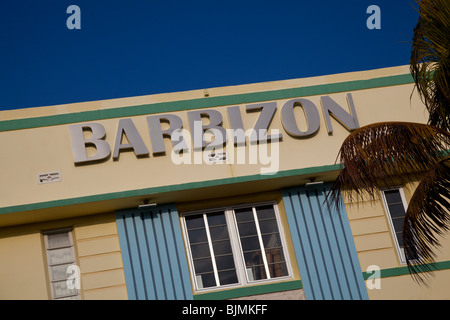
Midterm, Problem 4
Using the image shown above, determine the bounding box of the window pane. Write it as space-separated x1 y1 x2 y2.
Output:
247 265 267 281
188 228 208 244
212 240 232 255
259 218 279 234
48 247 74 265
392 217 404 233
209 226 229 241
388 203 406 218
237 221 257 237
240 236 260 252
268 262 288 278
197 273 216 289
396 233 403 247
193 257 214 274
243 250 264 268
234 207 254 222
185 215 205 229
384 190 402 203
186 211 239 290
215 254 235 271
49 263 73 281
190 243 210 259
265 247 285 264
262 233 282 248
235 205 288 281
218 270 238 285
47 232 71 249
256 205 276 220
52 280 78 298
207 212 227 226
383 188 422 264
185 203 290 290
44 230 80 300
208 212 237 282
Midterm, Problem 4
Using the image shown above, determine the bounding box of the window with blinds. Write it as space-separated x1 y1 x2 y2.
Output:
182 202 291 292
43 229 80 300
381 187 419 264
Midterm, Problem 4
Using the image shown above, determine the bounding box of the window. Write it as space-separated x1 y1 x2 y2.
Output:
43 229 80 300
182 203 291 292
381 187 418 264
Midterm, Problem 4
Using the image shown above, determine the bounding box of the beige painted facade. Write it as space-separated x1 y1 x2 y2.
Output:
346 182 450 300
0 213 127 300
0 65 426 214
0 65 449 300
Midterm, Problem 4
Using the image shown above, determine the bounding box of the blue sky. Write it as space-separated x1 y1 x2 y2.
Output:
0 1 419 111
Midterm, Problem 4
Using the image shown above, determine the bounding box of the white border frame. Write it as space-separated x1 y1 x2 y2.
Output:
230 201 293 285
180 201 293 293
43 228 80 300
181 206 243 292
380 187 409 265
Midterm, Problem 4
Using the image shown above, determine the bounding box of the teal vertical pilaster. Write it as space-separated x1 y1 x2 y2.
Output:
115 203 193 300
282 183 368 300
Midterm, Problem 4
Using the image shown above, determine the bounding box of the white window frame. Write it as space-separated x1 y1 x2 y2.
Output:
381 187 409 265
43 228 80 300
181 201 293 293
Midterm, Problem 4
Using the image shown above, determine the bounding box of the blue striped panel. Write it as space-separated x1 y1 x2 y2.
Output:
115 204 193 300
282 183 368 300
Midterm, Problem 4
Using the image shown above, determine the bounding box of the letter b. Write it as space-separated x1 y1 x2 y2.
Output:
69 123 111 165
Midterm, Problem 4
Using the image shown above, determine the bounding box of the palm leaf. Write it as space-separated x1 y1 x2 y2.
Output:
410 0 450 131
327 122 450 207
326 0 450 286
403 156 450 284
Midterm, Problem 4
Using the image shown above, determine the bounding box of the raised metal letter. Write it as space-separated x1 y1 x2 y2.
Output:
320 93 360 134
69 122 111 165
281 99 320 137
147 114 188 155
227 106 246 146
246 102 283 143
112 118 149 160
187 109 227 150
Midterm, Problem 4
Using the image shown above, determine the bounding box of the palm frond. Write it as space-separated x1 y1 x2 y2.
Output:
403 156 450 284
410 0 450 131
327 122 450 207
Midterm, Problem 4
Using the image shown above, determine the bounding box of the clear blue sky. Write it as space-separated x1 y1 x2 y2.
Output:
0 1 419 111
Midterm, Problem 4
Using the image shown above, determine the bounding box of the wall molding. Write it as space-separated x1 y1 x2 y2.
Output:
0 74 413 132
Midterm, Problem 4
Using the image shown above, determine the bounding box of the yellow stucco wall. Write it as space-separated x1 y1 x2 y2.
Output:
367 269 450 300
346 182 450 299
1 65 449 300
0 66 427 211
0 213 128 300
0 231 49 299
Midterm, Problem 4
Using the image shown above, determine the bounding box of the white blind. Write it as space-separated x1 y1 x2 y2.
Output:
44 229 80 300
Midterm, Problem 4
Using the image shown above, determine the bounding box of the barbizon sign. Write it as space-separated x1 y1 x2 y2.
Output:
68 93 359 166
